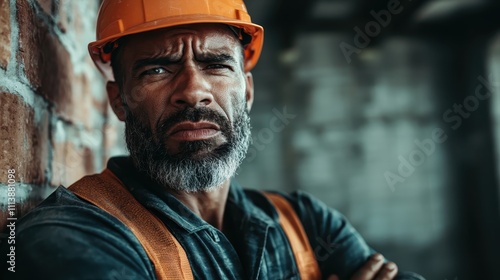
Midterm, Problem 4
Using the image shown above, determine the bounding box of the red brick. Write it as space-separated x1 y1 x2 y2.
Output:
70 73 92 127
16 1 104 130
51 140 94 187
17 0 73 108
0 0 11 69
36 0 52 15
71 72 107 129
0 93 49 184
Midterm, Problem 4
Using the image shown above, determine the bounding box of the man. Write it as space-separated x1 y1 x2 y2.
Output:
2 0 424 279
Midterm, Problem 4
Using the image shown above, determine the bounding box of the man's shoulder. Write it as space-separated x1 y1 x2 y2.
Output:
37 184 85 207
237 186 349 232
242 187 342 216
15 185 130 238
19 185 94 219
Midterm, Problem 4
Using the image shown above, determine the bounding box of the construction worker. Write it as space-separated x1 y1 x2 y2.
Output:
1 0 425 279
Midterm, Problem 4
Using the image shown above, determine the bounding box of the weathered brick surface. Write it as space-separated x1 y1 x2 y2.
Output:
35 0 52 15
0 0 118 235
17 1 108 130
0 0 11 69
51 140 94 187
56 1 99 39
69 73 93 128
103 113 127 161
17 0 73 109
55 0 71 33
0 93 49 184
72 72 108 129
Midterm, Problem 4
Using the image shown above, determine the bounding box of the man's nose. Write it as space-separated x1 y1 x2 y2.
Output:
170 66 213 108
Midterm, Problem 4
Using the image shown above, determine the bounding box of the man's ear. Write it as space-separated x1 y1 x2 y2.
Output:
245 72 254 112
107 81 127 121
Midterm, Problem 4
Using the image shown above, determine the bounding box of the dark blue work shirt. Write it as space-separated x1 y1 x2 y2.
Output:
1 157 424 280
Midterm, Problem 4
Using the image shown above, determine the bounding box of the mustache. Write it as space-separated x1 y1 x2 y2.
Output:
155 107 231 139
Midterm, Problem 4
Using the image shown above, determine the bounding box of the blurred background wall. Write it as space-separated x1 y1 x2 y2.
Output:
1 0 500 279
238 0 500 279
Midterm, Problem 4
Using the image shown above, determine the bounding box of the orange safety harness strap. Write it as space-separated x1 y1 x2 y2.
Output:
262 192 322 280
69 168 321 279
69 169 193 280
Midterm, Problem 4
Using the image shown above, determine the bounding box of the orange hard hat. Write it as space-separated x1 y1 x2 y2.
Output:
88 0 264 81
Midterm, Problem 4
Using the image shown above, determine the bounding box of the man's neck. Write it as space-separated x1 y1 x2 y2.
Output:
167 180 231 230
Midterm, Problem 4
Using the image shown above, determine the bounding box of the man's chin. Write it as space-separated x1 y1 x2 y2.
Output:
176 149 218 161
166 139 227 159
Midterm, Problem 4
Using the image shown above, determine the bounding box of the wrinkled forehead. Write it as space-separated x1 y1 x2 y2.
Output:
117 23 243 58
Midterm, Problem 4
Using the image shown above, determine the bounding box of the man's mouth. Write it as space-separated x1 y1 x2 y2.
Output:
167 121 221 141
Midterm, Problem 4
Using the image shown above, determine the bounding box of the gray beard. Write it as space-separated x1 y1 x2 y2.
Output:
124 103 251 193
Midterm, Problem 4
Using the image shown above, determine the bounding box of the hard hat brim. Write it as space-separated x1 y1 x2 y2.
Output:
88 14 264 81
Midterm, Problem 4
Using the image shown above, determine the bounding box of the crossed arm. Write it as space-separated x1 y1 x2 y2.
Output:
328 253 399 280
285 190 425 280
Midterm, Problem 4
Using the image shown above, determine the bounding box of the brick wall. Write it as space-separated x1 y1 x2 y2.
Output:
0 0 125 233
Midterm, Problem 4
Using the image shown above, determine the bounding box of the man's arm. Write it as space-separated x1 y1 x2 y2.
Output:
328 253 397 280
283 190 424 280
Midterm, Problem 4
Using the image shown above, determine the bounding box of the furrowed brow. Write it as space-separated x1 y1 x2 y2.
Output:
196 53 237 65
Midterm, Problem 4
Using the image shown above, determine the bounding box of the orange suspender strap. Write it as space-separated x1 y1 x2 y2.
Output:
68 168 193 280
263 192 322 280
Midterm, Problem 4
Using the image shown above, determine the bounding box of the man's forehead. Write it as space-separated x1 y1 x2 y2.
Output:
120 23 241 52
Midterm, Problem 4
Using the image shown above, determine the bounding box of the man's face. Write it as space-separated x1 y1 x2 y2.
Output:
108 24 254 192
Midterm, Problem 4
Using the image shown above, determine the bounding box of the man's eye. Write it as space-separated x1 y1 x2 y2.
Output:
143 67 167 75
207 64 229 70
